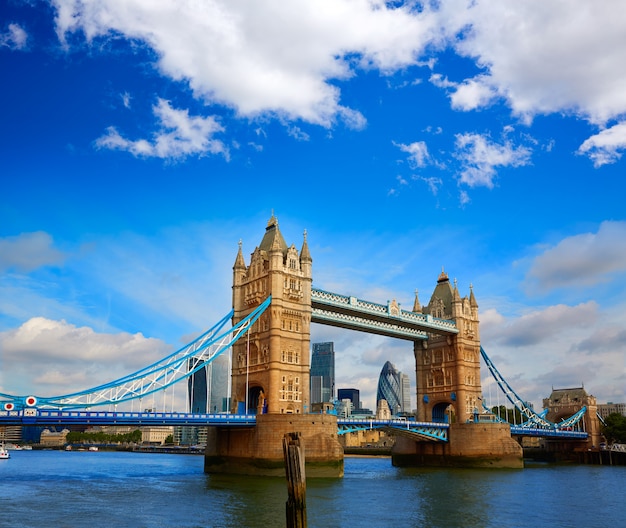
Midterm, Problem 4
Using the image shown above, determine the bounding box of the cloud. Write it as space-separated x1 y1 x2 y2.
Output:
438 1 626 126
482 302 598 348
577 121 626 167
53 0 440 127
0 317 170 396
0 232 65 272
454 132 532 188
430 73 497 111
527 221 626 291
394 140 431 168
95 98 228 160
0 23 28 50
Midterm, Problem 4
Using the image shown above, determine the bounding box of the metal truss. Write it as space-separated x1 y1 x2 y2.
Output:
337 418 448 442
311 288 458 339
481 346 588 433
481 346 556 428
0 297 271 411
0 409 257 427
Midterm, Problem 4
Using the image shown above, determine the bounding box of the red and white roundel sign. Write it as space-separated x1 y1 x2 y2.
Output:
25 396 37 407
3 402 14 411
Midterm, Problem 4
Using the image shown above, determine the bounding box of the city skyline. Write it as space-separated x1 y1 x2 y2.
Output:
1 2 625 413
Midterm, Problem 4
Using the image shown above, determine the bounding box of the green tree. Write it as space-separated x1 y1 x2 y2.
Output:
602 413 626 444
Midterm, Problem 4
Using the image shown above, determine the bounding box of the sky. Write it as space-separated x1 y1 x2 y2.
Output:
1 0 625 414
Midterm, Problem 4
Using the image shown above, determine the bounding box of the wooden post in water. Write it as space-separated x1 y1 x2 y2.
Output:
283 432 307 528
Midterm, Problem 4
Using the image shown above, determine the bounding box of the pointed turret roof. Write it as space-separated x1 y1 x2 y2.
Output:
423 268 454 317
412 289 421 313
469 284 478 308
233 239 246 269
259 214 288 254
300 229 312 262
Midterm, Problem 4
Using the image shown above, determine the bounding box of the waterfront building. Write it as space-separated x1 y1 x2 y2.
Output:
310 342 335 404
598 402 626 419
377 361 402 415
141 426 174 445
39 428 70 447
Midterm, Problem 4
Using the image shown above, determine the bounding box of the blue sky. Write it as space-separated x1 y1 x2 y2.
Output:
1 0 625 412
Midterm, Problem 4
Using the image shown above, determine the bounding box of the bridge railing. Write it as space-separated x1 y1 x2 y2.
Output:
311 288 458 333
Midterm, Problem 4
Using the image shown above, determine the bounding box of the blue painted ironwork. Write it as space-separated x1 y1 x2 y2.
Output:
481 346 588 434
0 409 257 427
337 418 449 442
311 288 458 340
0 297 271 411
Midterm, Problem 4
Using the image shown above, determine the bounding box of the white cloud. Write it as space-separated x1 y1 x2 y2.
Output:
95 98 228 159
53 0 440 127
526 221 626 291
450 75 498 111
577 121 626 167
437 0 626 126
480 302 626 408
483 302 598 347
454 132 532 188
395 140 430 168
0 232 65 272
0 317 170 396
0 23 28 50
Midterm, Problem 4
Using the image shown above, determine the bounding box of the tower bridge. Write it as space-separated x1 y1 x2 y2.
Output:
0 215 599 475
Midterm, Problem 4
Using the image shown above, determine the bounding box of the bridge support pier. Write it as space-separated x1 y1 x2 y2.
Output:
204 414 344 477
391 423 523 469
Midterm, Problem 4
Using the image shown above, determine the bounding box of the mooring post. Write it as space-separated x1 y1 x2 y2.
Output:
283 432 307 528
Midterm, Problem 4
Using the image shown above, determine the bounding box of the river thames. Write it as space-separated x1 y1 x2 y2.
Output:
1 450 624 528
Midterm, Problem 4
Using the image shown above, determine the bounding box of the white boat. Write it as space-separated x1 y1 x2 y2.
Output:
0 443 10 460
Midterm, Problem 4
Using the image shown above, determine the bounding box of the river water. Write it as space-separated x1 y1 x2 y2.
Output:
0 450 623 528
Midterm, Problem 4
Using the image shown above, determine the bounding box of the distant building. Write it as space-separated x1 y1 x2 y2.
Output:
400 373 411 413
598 402 626 419
188 353 230 413
377 361 402 415
310 342 335 404
337 388 360 410
141 426 174 445
40 428 70 447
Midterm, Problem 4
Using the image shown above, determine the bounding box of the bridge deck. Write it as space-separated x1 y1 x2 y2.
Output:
311 288 458 340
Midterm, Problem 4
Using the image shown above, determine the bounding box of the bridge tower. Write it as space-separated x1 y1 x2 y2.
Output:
205 215 343 477
414 270 482 424
231 214 312 414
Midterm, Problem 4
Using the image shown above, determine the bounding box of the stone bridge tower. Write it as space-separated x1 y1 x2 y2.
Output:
414 270 482 424
231 214 312 415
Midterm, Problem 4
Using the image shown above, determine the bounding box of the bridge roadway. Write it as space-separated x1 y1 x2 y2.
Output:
0 409 587 441
310 288 458 340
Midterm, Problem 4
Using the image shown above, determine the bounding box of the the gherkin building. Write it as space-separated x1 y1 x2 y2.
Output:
377 361 402 415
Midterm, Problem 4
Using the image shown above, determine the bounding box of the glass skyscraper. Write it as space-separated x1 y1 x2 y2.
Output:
310 342 335 403
376 361 404 415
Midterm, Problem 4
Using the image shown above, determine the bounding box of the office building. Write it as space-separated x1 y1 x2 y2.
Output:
377 361 402 415
310 342 335 403
400 372 411 413
337 388 360 410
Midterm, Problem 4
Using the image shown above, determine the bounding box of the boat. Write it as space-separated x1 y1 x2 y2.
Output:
0 443 10 460
88 446 99 452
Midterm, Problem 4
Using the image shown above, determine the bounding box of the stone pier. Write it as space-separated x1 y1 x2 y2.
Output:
204 414 344 477
392 422 524 469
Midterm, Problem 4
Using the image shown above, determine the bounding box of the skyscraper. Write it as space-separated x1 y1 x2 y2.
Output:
337 388 360 410
400 372 411 413
310 342 335 403
188 353 231 413
188 357 208 413
376 361 402 415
